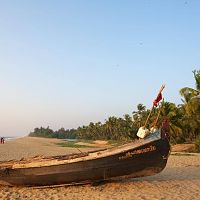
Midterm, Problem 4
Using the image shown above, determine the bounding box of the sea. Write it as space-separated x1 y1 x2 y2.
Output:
3 136 18 141
63 138 77 142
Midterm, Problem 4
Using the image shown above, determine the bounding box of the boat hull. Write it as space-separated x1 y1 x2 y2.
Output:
0 137 170 186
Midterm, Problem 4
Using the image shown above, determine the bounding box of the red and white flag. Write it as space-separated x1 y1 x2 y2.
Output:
153 93 162 107
153 85 165 107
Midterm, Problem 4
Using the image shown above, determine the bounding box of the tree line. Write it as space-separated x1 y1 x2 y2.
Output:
29 70 200 145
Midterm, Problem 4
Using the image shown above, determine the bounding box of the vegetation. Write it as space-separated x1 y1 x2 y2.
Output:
171 153 196 156
195 137 200 152
29 69 200 145
29 127 77 139
57 141 96 148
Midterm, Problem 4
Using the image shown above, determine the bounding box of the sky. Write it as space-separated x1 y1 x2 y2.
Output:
0 0 199 136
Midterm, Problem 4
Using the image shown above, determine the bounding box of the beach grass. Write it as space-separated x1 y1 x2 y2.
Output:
171 153 196 156
57 141 97 148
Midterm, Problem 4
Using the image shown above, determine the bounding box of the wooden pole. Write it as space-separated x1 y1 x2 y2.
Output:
152 102 163 128
144 106 154 128
158 84 165 95
143 85 165 128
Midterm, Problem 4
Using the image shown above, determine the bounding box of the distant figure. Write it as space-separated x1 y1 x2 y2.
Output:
1 137 5 144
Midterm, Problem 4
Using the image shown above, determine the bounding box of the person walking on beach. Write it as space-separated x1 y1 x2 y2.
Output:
1 137 5 144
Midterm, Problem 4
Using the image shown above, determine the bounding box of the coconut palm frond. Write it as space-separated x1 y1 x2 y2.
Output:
193 70 200 91
180 87 198 103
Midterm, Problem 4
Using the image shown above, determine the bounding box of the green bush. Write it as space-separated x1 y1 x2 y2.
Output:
195 136 200 152
175 136 186 144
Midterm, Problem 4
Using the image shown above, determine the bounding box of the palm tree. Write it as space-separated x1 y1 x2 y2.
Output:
105 117 118 140
159 102 184 143
179 69 200 141
132 104 147 128
180 70 200 102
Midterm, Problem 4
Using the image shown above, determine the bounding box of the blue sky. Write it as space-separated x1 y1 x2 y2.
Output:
0 1 199 136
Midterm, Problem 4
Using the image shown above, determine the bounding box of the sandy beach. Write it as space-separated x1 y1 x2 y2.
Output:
0 137 98 162
0 137 199 200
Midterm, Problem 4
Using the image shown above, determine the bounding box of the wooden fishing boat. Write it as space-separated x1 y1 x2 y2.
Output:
0 121 170 186
0 85 170 186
